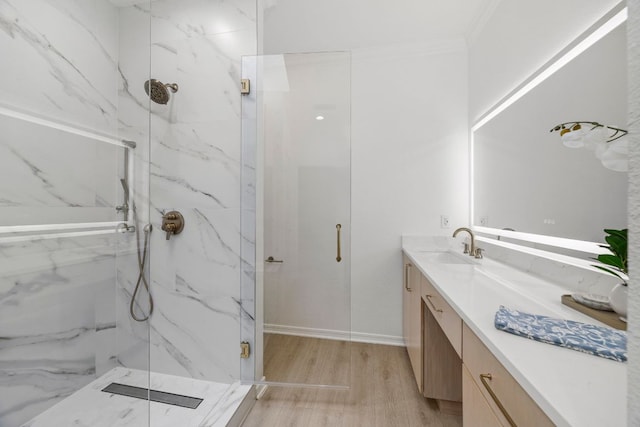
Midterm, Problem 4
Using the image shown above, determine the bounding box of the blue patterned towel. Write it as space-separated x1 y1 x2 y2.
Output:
494 306 627 362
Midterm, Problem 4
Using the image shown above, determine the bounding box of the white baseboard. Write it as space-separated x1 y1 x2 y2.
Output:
264 324 404 347
350 331 405 347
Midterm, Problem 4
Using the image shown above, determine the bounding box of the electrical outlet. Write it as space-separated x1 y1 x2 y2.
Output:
440 215 450 228
480 216 489 226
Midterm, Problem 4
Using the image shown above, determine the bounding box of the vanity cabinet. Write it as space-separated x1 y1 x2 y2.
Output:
402 256 462 407
462 324 553 427
402 255 423 390
402 255 551 424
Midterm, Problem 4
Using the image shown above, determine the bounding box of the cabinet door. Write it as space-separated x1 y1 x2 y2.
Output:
402 255 422 391
463 364 503 427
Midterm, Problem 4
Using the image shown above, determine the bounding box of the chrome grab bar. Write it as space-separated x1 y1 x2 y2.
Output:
336 224 342 262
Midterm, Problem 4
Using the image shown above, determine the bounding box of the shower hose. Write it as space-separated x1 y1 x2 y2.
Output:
129 220 154 322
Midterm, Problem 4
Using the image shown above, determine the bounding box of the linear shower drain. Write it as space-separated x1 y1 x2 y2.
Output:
102 382 204 409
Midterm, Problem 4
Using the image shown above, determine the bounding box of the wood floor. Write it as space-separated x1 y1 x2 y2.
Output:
241 334 463 427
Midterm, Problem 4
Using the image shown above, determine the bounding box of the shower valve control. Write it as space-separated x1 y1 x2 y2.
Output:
161 210 185 240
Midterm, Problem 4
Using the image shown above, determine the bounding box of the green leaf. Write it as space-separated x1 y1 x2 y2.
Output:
592 265 627 281
597 254 625 270
599 228 627 274
604 228 627 239
605 235 626 259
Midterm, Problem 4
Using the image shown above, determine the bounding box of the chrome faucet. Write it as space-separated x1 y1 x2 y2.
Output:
453 227 482 258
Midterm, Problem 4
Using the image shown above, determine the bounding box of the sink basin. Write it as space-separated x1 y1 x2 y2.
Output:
416 251 474 265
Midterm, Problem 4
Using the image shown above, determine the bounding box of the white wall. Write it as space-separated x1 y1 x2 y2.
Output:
262 0 489 53
628 1 640 424
469 0 621 123
350 42 468 341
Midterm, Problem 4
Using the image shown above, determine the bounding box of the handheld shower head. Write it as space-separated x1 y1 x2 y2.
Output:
144 79 179 105
119 178 136 214
120 178 129 201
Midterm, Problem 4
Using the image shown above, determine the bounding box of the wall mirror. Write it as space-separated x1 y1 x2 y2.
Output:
472 7 628 251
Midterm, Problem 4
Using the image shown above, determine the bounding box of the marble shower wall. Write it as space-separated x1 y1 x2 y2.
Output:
0 1 129 425
0 1 258 423
116 0 257 384
0 234 118 427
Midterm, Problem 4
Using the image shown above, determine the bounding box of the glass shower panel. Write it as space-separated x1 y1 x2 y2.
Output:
246 52 352 387
145 0 256 425
0 1 151 426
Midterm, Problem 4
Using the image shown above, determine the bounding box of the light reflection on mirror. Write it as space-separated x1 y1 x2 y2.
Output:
472 13 627 245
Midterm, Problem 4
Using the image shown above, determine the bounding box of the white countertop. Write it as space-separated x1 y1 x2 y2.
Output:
402 244 627 427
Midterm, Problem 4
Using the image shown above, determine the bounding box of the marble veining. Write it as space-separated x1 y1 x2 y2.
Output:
149 168 228 209
0 235 118 426
1 0 257 424
0 0 119 131
113 0 256 386
0 112 122 226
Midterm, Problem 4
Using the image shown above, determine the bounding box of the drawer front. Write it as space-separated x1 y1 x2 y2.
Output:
422 276 462 357
462 324 554 427
463 364 503 427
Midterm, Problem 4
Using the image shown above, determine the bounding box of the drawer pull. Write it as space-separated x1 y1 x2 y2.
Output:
425 294 443 313
404 264 412 291
480 373 517 427
336 224 342 262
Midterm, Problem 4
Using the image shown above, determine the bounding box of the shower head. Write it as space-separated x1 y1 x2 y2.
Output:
144 79 179 105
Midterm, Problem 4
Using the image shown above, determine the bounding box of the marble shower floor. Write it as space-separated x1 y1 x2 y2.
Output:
21 367 251 427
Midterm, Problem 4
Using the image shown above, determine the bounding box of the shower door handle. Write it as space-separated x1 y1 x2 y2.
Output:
336 224 342 262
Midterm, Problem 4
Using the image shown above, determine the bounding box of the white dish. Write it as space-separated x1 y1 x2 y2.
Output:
581 293 610 304
571 293 613 312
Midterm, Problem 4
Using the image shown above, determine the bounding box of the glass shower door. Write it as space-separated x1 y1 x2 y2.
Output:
249 52 352 386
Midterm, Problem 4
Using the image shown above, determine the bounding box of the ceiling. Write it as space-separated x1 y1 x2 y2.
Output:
107 0 501 51
263 0 501 53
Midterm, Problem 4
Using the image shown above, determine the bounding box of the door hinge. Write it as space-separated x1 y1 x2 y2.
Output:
240 341 251 358
240 79 250 95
